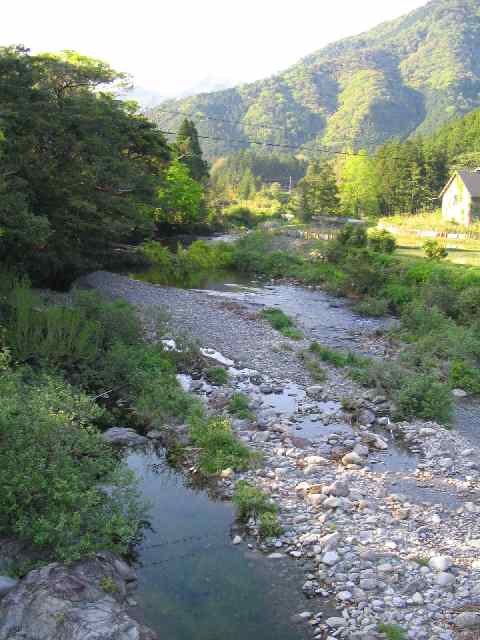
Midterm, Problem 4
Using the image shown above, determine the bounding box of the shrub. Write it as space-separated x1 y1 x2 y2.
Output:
232 481 278 521
224 206 257 228
449 360 480 393
0 369 143 562
423 239 448 261
458 286 480 322
368 229 396 254
141 241 175 276
205 366 229 385
393 374 452 424
188 413 252 474
325 223 368 263
259 512 283 538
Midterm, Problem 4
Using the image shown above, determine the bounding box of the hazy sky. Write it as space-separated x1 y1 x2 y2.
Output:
2 0 428 98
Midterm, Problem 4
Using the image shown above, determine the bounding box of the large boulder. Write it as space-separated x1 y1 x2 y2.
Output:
0 552 157 640
102 427 147 446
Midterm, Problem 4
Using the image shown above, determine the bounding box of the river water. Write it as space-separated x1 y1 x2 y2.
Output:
127 446 313 640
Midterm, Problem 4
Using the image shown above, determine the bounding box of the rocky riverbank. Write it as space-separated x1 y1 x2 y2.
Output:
2 270 478 640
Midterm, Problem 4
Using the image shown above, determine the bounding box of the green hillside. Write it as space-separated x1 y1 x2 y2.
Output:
148 0 480 158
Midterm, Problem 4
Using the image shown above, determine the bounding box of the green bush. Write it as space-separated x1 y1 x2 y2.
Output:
458 286 480 322
224 206 257 228
449 359 480 393
0 369 143 562
259 512 283 538
423 239 448 261
188 413 252 474
393 374 452 423
368 229 396 254
232 480 278 521
205 366 229 385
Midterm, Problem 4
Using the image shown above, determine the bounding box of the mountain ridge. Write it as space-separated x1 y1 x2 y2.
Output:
148 0 480 159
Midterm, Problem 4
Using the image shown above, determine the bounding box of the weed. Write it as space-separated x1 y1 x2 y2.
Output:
99 576 119 594
262 308 303 339
228 393 255 420
378 623 407 640
205 366 229 385
188 413 252 474
414 555 430 567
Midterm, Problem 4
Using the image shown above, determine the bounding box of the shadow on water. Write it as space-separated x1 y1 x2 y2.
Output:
126 446 312 640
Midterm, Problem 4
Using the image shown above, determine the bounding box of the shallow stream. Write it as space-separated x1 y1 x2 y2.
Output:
125 256 479 638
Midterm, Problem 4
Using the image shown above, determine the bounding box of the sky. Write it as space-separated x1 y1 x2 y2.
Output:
2 0 429 100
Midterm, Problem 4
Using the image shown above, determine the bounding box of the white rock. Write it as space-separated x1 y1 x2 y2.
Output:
268 553 284 559
323 496 342 509
429 556 452 572
322 551 340 566
412 592 424 605
220 468 234 479
337 591 353 602
452 388 468 397
232 535 243 545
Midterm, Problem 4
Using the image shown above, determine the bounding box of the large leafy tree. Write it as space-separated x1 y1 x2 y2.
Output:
175 118 209 183
154 160 203 228
0 46 170 286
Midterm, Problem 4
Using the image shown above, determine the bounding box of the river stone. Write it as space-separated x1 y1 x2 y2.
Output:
342 451 366 466
326 617 346 628
322 551 340 566
102 427 147 446
429 556 452 572
0 577 17 598
306 385 323 399
358 409 376 426
435 572 455 587
452 388 468 398
0 553 157 640
325 481 350 497
306 494 325 507
453 612 480 629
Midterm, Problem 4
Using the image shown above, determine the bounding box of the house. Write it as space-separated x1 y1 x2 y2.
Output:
440 170 480 226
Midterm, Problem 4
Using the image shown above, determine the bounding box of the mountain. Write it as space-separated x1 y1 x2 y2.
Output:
148 0 480 159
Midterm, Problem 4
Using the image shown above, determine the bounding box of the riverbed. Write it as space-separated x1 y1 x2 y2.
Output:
83 269 480 640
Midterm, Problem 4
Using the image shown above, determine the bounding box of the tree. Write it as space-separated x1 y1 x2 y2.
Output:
175 119 209 183
0 46 170 286
155 160 203 228
292 161 340 221
339 151 380 216
238 168 257 200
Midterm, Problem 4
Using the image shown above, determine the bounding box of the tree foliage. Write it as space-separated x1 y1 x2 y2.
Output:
0 46 170 286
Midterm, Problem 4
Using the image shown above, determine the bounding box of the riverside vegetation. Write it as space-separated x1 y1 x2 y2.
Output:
0 274 275 574
142 225 480 425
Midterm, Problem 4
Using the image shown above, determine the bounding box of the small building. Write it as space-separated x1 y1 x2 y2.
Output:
440 170 480 226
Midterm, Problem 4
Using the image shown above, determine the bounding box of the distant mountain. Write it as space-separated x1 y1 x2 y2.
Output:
148 0 480 159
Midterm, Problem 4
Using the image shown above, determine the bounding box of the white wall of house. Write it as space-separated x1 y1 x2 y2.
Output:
442 175 471 225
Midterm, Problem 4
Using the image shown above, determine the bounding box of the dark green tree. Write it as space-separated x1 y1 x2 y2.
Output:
175 118 209 183
292 161 340 221
0 47 170 286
